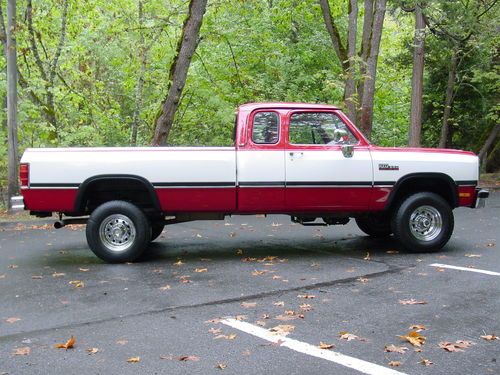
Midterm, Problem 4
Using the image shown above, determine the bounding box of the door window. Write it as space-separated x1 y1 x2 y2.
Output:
289 112 357 145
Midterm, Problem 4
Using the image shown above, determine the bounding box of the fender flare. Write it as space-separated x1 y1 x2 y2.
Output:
385 172 458 209
74 174 161 213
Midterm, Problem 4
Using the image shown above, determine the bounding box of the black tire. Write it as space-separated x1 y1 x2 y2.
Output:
355 215 392 238
86 200 151 263
151 221 165 241
391 192 454 253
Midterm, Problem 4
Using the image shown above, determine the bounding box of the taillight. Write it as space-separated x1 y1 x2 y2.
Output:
20 163 29 187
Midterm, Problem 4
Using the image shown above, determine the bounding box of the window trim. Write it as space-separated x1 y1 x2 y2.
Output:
287 110 360 147
250 110 281 145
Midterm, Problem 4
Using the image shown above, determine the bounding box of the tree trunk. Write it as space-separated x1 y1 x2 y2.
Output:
131 0 145 146
408 3 425 147
343 0 358 123
357 0 374 109
478 124 499 163
6 0 18 211
358 0 386 139
438 50 458 148
152 0 208 146
319 0 348 71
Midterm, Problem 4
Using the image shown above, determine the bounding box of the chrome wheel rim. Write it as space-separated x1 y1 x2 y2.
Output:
99 214 136 252
409 205 442 241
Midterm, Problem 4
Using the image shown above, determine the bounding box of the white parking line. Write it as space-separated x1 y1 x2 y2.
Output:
221 318 407 375
429 263 500 276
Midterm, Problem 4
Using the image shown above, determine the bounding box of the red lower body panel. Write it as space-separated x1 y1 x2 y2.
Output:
22 189 78 212
156 188 236 212
21 186 393 214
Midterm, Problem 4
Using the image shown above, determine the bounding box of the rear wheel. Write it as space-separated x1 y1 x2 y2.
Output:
355 215 392 238
392 192 454 253
86 200 151 263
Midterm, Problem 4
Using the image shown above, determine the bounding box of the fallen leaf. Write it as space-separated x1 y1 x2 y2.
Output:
215 363 227 369
299 303 313 311
270 325 295 336
236 249 243 255
204 318 221 324
5 317 21 324
31 275 43 279
409 324 426 331
241 257 257 262
357 277 369 283
271 275 282 280
177 355 199 361
420 359 433 366
52 272 66 278
398 331 426 347
273 301 285 307
79 268 90 272
251 270 267 276
12 347 30 356
127 356 140 363
86 348 99 355
399 299 427 305
364 252 371 261
234 315 247 321
386 250 399 254
241 302 257 308
214 333 237 340
439 340 474 352
194 268 207 273
54 335 76 350
69 280 84 288
339 332 359 341
208 328 222 335
384 344 408 354
318 342 335 350
297 294 315 299
174 260 184 266
464 254 482 258
388 361 401 367
159 284 171 291
480 334 498 341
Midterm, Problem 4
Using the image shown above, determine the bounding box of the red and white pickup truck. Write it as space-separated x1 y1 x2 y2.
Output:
12 102 488 262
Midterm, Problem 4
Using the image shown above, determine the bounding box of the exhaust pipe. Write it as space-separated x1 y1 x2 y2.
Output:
54 217 88 229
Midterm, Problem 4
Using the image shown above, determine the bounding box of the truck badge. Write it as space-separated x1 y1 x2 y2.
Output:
379 163 399 171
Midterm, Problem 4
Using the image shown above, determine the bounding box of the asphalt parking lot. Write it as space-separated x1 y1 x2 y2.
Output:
1 192 499 375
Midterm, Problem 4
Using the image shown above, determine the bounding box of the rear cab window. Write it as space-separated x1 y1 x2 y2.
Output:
252 112 280 144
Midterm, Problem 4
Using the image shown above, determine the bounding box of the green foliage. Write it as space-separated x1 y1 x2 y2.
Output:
0 0 498 195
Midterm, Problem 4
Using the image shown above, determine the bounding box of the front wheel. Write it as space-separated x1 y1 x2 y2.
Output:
86 200 151 263
391 192 454 253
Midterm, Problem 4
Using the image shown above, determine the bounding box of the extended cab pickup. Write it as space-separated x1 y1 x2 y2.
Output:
13 102 489 262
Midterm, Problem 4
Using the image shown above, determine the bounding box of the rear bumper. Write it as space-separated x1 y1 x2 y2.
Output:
473 188 489 208
10 196 25 211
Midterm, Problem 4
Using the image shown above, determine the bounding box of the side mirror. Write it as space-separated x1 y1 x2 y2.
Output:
333 128 348 143
342 145 354 158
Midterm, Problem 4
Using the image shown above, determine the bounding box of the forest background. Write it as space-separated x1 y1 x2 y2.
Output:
0 0 498 208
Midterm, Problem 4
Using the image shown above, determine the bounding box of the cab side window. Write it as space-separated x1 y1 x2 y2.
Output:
252 112 279 144
289 112 357 145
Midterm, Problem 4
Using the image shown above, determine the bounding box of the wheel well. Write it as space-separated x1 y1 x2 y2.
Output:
75 175 161 215
386 174 458 211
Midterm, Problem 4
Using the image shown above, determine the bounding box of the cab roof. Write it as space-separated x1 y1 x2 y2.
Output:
238 102 339 112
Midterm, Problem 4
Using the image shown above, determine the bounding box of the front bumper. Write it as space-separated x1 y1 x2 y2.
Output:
10 196 25 211
474 189 489 208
